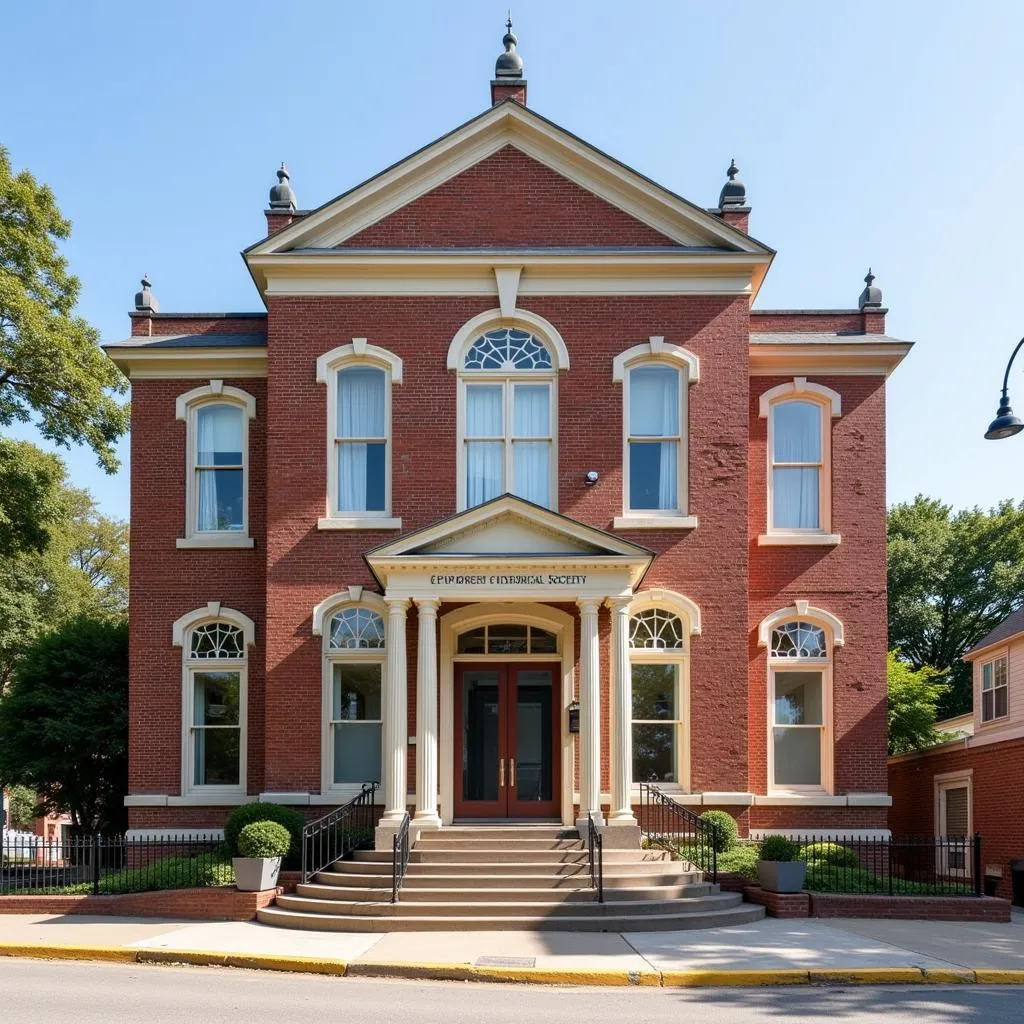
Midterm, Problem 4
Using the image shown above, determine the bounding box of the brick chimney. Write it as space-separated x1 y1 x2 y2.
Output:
265 162 296 235
491 16 527 105
714 159 750 233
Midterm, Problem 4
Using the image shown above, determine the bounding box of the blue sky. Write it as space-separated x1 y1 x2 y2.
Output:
5 0 1023 520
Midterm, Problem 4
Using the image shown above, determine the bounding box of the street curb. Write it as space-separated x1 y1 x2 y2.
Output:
2 944 1024 986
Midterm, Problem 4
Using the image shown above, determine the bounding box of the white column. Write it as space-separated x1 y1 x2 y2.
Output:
608 597 636 823
577 598 604 830
413 597 442 829
380 596 410 826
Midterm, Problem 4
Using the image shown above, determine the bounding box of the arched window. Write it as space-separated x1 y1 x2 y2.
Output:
758 378 841 543
172 605 254 797
627 592 698 789
175 383 256 548
316 596 387 792
612 337 699 529
316 340 403 530
765 615 835 793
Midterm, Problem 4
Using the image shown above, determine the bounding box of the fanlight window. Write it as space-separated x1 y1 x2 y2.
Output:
329 608 386 650
770 621 827 659
629 609 686 650
190 623 245 660
464 328 553 371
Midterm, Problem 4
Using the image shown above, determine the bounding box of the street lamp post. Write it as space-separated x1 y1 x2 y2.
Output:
985 337 1024 440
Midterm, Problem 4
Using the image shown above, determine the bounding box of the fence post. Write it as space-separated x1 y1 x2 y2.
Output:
91 834 101 895
973 833 983 897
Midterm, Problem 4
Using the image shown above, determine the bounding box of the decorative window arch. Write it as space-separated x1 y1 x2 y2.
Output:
313 590 387 794
450 309 566 512
758 377 842 544
758 601 840 794
612 337 700 529
175 381 256 548
172 603 255 798
316 339 403 530
626 589 700 790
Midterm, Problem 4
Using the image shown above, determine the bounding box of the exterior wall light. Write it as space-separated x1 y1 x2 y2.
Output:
568 700 580 733
584 470 599 486
985 336 1024 440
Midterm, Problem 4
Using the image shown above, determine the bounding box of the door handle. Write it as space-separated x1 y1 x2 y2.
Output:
499 758 505 788
510 758 516 788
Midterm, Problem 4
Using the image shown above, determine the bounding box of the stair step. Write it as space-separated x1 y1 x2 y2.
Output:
414 839 584 851
351 849 670 865
313 869 703 889
257 904 766 933
296 882 714 903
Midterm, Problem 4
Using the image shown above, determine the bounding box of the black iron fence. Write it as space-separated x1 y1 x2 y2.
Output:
791 832 983 897
587 812 604 903
391 811 411 903
300 782 378 883
0 833 228 896
638 783 718 882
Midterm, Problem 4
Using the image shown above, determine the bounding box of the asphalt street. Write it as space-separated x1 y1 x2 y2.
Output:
2 960 1023 1023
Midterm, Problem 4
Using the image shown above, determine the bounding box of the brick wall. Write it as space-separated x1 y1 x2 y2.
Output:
889 737 1024 902
809 893 1010 922
0 887 278 921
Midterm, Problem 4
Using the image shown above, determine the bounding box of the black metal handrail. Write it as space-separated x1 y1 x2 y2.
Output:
300 782 378 883
639 783 717 882
587 812 604 903
391 812 411 903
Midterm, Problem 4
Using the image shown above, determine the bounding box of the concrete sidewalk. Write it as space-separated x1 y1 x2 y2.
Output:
0 912 1022 986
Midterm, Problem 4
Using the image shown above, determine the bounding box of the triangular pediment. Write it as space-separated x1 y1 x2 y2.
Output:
366 495 653 561
246 101 773 258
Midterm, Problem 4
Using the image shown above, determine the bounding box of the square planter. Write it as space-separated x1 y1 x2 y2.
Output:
233 856 282 892
757 859 806 894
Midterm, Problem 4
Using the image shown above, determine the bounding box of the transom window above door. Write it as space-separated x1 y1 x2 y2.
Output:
458 327 557 511
457 623 559 655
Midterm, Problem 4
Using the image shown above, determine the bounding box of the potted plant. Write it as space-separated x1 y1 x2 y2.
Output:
756 834 806 893
233 820 291 892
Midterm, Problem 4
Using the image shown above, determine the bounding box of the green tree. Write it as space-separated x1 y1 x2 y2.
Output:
0 616 128 832
6 783 37 829
0 147 128 531
888 496 1024 716
0 437 68 557
887 652 950 755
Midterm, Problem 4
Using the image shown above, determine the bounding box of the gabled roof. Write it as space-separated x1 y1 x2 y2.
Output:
963 608 1024 660
245 100 773 265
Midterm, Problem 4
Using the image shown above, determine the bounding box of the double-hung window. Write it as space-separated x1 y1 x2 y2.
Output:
627 366 681 513
981 656 1008 722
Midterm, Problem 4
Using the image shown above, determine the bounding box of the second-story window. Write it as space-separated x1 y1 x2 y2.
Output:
981 656 1008 722
627 365 681 513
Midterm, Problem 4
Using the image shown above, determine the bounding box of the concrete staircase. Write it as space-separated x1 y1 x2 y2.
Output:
258 826 764 932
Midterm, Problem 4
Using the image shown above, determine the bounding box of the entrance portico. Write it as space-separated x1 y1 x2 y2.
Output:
364 495 653 849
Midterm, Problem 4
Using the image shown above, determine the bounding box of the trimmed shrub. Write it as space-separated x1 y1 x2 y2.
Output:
800 841 858 868
715 843 760 879
237 821 292 859
759 834 800 862
699 810 738 853
224 804 305 869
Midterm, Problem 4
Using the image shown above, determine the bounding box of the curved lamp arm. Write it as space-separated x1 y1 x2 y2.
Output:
986 337 1024 440
998 336 1024 399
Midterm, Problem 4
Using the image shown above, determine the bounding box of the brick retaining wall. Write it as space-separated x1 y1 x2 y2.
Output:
809 893 1011 922
0 887 279 921
744 886 810 917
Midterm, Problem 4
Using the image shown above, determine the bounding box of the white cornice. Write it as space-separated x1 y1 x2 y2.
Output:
103 346 267 380
749 342 912 376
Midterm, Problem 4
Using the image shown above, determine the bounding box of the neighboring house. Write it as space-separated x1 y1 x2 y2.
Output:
889 608 1024 902
104 26 910 850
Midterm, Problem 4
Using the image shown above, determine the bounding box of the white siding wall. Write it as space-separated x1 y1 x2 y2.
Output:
972 636 1024 737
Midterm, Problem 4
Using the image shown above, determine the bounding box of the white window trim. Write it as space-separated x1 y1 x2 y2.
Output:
613 337 699 530
314 590 387 798
451 313 563 513
624 590 700 794
979 652 1009 724
175 381 256 549
759 604 841 796
316 339 403 531
172 604 255 800
758 377 842 546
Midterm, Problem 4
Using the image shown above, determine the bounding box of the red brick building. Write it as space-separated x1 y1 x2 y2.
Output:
106 28 910 849
889 610 1024 902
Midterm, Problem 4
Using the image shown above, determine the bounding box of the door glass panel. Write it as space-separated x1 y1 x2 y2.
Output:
462 671 501 802
515 670 553 803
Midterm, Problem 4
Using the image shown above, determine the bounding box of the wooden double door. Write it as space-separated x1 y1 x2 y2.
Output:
454 663 560 819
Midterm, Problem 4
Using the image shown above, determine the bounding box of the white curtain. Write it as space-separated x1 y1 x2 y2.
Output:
773 402 821 528
513 385 550 507
466 385 503 506
630 367 679 510
338 368 385 512
196 405 242 531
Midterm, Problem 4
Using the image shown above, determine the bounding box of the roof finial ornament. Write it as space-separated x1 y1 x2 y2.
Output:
495 11 524 79
134 273 159 313
858 267 883 309
718 157 747 209
269 161 297 211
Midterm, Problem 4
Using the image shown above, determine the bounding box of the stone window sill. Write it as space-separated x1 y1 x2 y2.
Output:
613 515 698 530
318 517 403 531
176 535 255 549
757 532 841 547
